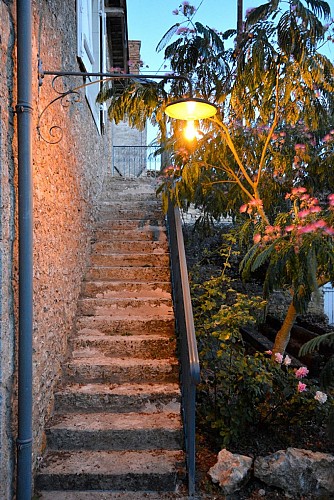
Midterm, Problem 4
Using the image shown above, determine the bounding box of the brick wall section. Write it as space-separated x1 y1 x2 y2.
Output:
128 40 141 72
1 1 114 495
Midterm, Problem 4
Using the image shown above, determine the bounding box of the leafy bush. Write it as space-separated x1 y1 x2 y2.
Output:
192 240 333 448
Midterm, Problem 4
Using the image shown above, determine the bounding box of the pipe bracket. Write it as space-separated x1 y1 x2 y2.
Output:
16 437 33 450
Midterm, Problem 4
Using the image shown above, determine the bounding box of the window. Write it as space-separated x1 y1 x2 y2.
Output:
77 0 107 133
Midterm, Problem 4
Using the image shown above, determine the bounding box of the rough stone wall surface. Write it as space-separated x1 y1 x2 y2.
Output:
0 3 16 499
267 289 324 321
33 0 110 462
1 0 114 496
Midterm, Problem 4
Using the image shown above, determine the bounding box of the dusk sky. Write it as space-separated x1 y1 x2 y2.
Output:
127 0 334 73
126 0 334 142
127 0 263 72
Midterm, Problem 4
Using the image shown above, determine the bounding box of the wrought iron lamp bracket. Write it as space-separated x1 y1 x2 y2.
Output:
37 59 216 144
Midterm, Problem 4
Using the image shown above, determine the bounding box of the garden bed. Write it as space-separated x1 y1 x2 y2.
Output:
183 221 334 498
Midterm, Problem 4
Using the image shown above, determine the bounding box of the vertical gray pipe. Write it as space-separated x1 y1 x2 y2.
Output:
16 0 33 498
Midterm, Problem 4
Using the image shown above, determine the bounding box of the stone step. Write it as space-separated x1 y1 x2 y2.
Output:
37 491 189 499
76 317 175 336
93 219 165 231
99 190 160 201
99 182 159 202
45 412 183 451
70 334 176 360
92 240 168 254
97 208 163 222
98 201 162 211
54 382 181 414
77 297 173 317
86 266 170 282
93 227 167 242
81 281 171 299
66 357 179 384
35 449 185 492
90 253 170 268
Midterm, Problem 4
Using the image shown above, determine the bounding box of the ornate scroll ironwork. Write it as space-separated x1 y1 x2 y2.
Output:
37 59 193 144
37 74 82 144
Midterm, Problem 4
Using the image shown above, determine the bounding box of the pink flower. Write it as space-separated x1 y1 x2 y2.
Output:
297 381 307 393
283 355 292 366
309 206 321 214
298 209 310 218
292 186 307 195
274 353 283 364
328 194 334 206
253 233 262 244
313 219 327 229
240 204 248 213
285 225 295 232
176 27 190 34
172 8 179 14
294 144 306 151
295 366 309 379
264 350 272 355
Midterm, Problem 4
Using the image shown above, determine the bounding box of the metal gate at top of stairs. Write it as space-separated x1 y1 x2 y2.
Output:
112 145 162 179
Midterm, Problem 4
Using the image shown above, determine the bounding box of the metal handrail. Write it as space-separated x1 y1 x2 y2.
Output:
166 198 200 497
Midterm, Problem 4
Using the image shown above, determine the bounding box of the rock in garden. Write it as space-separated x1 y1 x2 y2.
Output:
254 447 334 496
208 448 253 494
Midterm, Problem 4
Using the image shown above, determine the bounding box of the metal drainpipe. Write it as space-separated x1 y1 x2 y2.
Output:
15 0 33 498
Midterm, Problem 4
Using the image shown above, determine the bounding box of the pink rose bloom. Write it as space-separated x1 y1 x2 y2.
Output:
297 381 307 392
274 353 283 363
295 366 309 379
283 355 292 366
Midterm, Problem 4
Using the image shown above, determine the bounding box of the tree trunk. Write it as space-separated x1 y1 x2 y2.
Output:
272 299 298 355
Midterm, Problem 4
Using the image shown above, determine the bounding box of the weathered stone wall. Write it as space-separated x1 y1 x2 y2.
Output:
0 2 16 498
33 0 110 462
1 0 114 496
267 289 325 321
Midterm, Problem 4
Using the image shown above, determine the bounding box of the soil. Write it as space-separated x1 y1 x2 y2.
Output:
183 221 334 499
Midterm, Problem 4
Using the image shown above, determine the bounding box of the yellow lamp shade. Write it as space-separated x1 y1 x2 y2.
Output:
165 97 217 120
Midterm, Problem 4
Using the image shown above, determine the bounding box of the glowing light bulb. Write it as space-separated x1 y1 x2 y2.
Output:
184 120 197 141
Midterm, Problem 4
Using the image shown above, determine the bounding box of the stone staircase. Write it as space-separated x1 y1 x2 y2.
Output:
35 178 186 498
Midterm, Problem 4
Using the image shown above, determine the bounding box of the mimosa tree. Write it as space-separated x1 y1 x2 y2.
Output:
98 0 334 355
